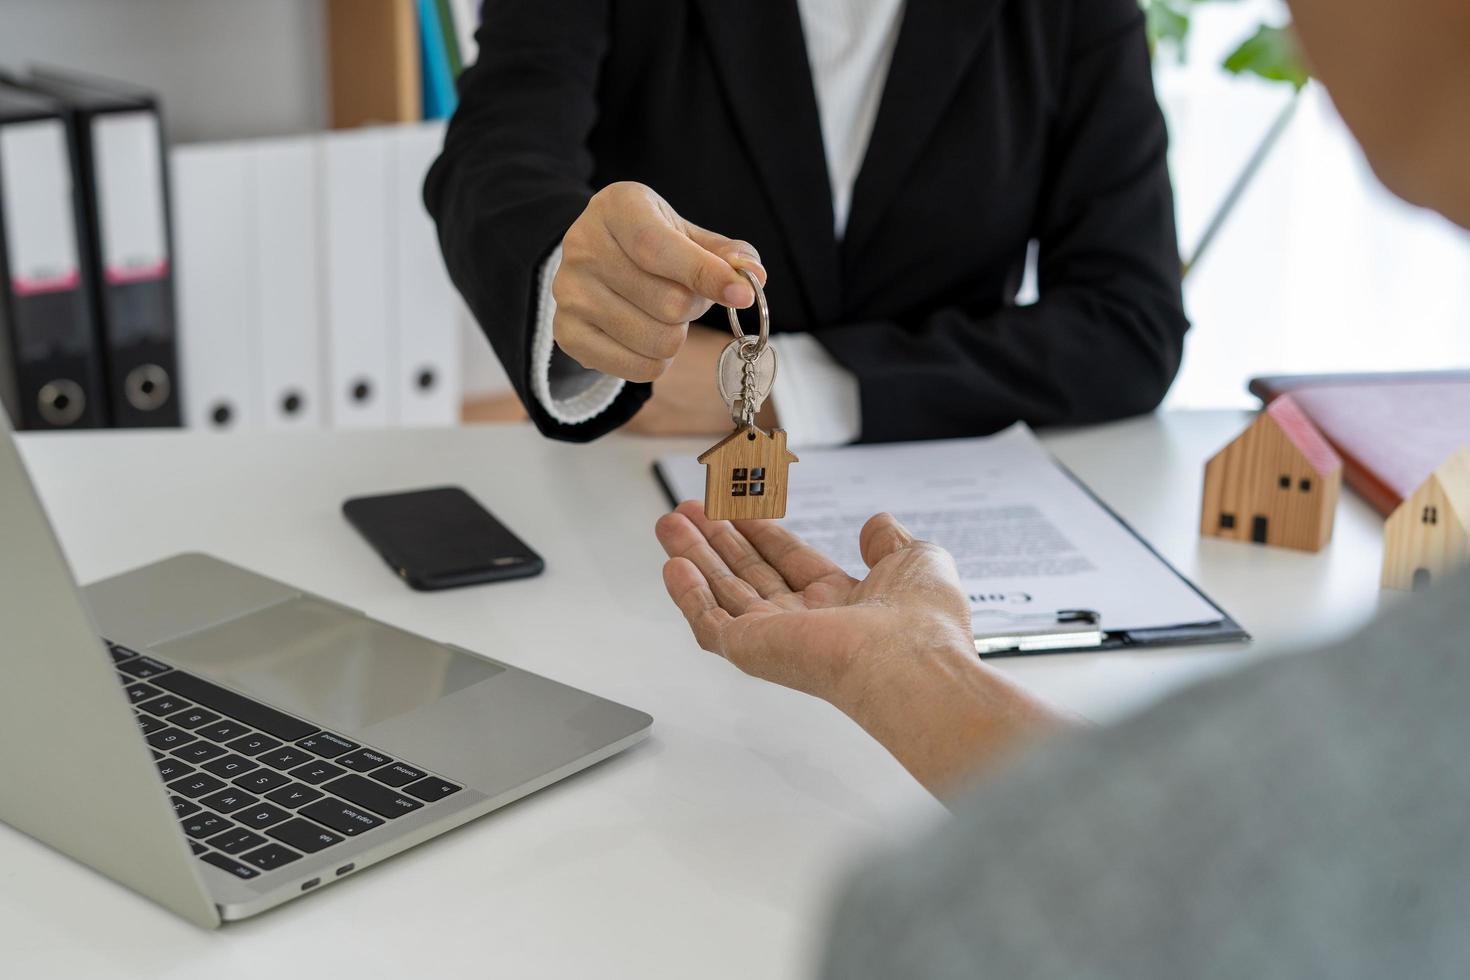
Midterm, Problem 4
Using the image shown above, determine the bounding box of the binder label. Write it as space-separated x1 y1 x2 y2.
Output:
92 112 168 285
0 120 82 296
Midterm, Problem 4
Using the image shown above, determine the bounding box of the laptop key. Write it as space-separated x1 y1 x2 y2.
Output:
149 671 318 741
300 799 384 836
108 643 139 664
173 741 228 764
205 828 266 855
203 754 258 779
267 818 344 854
190 842 208 856
372 763 425 788
181 812 229 839
321 774 422 819
404 776 463 803
171 796 201 818
147 727 197 751
296 732 358 759
201 788 258 814
124 682 162 705
167 707 221 730
265 783 324 809
289 761 345 786
240 843 302 872
136 714 165 735
118 656 173 679
258 747 311 771
234 769 291 794
336 748 393 773
197 720 251 742
167 773 226 798
234 803 291 830
137 694 191 717
225 734 281 757
157 758 195 781
201 852 259 880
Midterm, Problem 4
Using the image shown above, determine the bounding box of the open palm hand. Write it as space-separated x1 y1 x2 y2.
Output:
655 500 975 710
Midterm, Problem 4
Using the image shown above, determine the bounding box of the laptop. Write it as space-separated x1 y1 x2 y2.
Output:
0 409 652 926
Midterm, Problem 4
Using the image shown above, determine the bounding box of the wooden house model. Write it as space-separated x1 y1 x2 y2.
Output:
1200 395 1343 552
1381 447 1470 591
699 425 798 521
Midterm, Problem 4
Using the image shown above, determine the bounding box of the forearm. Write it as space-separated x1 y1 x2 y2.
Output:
424 0 648 441
817 288 1186 443
837 633 1072 797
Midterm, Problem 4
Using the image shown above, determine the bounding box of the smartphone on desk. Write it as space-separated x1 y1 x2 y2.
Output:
342 486 544 590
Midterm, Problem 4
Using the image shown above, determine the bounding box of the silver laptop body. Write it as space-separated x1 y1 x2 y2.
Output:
0 410 652 926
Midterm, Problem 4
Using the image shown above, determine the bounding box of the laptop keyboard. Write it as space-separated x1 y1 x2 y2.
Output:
107 640 462 881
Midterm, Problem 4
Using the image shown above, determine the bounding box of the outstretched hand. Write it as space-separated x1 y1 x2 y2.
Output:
656 501 972 705
655 501 1066 794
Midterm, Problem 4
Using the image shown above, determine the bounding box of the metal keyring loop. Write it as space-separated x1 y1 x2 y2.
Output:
725 267 769 359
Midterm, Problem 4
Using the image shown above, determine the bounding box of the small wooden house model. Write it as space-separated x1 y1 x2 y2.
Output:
1201 395 1343 552
699 425 798 521
1381 447 1470 591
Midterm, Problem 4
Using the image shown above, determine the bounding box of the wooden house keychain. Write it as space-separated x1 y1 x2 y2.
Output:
698 267 799 521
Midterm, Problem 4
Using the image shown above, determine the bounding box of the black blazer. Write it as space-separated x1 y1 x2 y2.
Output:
425 0 1188 443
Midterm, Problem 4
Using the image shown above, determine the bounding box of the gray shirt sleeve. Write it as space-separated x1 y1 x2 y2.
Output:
821 574 1470 980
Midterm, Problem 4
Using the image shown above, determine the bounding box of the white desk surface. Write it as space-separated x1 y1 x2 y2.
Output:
3 410 1393 978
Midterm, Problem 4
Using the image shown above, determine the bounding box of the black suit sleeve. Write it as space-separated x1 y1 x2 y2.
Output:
423 0 648 441
815 4 1189 443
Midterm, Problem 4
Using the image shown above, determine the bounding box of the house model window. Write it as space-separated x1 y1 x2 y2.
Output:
1278 474 1290 488
730 467 766 498
1300 478 1312 492
1423 505 1438 525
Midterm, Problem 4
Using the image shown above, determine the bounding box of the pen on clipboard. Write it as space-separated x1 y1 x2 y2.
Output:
972 609 1103 655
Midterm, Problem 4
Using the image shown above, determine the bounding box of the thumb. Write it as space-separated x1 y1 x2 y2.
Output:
858 512 916 570
685 224 766 302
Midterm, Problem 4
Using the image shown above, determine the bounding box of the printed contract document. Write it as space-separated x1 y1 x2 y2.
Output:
656 425 1224 634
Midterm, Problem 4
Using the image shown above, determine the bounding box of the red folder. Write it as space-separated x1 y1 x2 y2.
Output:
1248 371 1470 516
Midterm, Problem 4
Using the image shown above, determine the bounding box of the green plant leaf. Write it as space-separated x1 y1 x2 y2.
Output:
1222 24 1310 90
1145 1 1192 60
1141 0 1249 62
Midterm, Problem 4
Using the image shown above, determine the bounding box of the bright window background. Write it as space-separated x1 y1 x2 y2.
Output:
1156 1 1470 408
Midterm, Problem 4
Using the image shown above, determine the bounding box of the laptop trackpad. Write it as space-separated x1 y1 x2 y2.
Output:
151 597 503 732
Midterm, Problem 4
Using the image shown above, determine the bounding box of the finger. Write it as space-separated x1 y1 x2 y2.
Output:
590 242 713 326
858 512 917 569
665 560 830 695
732 518 856 593
684 224 766 289
654 510 764 615
552 313 670 383
606 214 753 308
555 275 688 360
675 500 792 601
662 557 733 654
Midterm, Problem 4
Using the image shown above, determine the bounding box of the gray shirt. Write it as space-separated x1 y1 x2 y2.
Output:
823 574 1470 979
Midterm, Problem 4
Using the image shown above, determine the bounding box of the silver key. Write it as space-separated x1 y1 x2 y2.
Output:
717 338 777 419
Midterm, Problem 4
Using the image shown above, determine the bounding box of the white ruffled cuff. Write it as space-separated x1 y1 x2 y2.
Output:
529 243 625 425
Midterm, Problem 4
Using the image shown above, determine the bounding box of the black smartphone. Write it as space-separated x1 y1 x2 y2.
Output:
342 486 544 591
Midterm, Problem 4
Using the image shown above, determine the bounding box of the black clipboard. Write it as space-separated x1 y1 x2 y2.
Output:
652 455 1250 659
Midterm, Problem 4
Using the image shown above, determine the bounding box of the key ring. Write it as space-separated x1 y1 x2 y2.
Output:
725 267 769 361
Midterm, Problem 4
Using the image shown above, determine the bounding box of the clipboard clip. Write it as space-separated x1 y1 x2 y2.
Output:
972 609 1103 656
